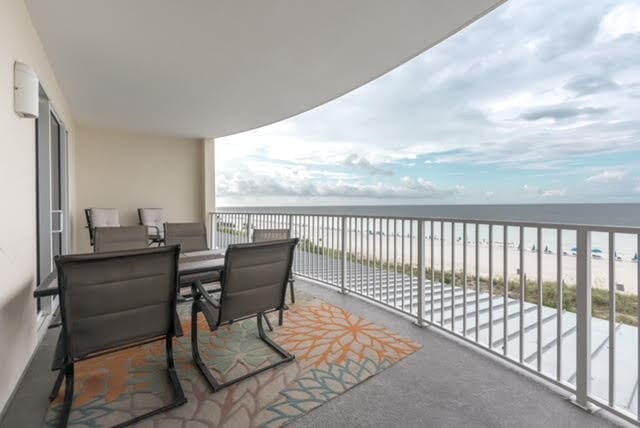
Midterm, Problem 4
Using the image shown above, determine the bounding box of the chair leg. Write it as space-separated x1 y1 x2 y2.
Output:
112 337 187 428
57 364 74 428
278 308 284 326
258 313 295 360
289 279 295 304
191 302 222 392
262 312 273 331
49 369 64 402
191 310 294 393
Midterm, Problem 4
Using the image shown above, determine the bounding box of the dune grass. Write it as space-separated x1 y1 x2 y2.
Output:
295 239 638 326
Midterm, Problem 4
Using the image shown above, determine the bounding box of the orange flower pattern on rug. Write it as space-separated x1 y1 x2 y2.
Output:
46 294 421 427
277 300 420 370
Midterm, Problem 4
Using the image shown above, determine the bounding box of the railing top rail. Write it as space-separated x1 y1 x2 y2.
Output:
209 211 640 234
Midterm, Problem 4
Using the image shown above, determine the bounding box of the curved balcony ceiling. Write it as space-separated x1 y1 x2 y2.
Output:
26 0 505 138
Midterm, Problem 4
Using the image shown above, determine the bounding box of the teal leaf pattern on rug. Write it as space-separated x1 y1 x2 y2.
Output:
262 358 392 427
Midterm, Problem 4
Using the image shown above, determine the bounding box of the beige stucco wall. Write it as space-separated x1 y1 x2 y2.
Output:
0 0 76 412
74 127 205 253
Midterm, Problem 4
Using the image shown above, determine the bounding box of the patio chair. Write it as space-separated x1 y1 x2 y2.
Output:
190 239 298 392
164 222 208 252
85 208 120 246
50 246 186 427
165 222 220 294
93 225 148 253
138 208 167 246
252 229 296 305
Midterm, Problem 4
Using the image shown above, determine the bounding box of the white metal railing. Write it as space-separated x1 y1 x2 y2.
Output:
210 210 640 425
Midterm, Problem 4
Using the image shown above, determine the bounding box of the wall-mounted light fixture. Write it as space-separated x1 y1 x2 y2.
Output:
14 61 39 118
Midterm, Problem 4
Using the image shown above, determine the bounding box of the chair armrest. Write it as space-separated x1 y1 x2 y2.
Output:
194 280 220 308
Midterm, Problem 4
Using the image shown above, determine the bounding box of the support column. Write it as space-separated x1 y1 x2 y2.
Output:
203 138 216 248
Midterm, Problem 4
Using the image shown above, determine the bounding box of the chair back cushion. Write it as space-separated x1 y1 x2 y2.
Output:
138 208 167 237
252 228 290 243
89 208 120 227
219 239 298 323
164 222 208 252
94 226 148 253
56 246 180 360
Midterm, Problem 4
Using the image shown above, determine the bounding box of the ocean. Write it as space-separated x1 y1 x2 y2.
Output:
218 203 640 227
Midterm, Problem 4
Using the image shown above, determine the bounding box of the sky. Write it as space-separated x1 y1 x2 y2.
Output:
216 0 640 207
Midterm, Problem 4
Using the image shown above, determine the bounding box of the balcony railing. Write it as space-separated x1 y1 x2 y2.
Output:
209 210 640 425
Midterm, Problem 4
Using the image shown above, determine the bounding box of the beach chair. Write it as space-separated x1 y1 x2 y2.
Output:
85 208 120 247
190 239 298 392
138 208 167 246
164 222 208 253
252 229 296 325
165 222 220 294
50 246 186 427
93 225 148 253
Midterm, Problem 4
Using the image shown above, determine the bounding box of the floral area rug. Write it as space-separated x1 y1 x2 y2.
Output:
46 293 421 427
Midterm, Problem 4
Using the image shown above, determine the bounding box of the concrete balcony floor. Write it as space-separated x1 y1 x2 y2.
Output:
1 279 623 428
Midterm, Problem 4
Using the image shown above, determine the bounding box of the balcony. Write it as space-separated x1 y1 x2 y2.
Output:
2 1 637 427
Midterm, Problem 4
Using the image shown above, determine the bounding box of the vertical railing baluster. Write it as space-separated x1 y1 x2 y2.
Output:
475 224 480 340
575 227 592 409
504 225 509 356
463 223 467 336
367 218 371 296
360 217 364 294
323 216 327 282
417 220 425 326
489 224 494 345
341 216 347 294
386 218 390 304
452 222 456 331
401 219 406 311
519 226 525 363
557 229 563 381
537 227 543 371
608 232 616 407
246 213 252 242
431 221 435 324
379 218 383 301
410 220 414 315
373 219 377 299
394 220 397 308
442 221 445 326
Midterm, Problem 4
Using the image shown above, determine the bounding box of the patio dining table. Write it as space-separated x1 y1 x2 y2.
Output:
33 249 226 299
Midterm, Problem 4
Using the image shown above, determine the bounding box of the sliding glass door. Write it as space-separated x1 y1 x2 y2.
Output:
36 87 69 314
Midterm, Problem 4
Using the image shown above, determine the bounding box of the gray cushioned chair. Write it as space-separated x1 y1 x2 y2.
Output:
138 208 167 246
85 208 120 246
190 238 298 392
252 229 296 307
165 222 220 293
94 225 148 253
51 246 186 427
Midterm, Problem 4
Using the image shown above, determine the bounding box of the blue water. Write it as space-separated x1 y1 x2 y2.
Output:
218 204 640 227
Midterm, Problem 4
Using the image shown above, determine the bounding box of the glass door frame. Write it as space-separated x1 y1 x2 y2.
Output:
36 86 70 317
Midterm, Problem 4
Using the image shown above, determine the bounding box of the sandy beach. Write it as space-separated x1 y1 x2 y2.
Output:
294 225 639 295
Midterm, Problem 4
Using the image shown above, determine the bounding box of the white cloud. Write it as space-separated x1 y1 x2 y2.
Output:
596 3 640 42
585 170 627 183
541 188 567 198
218 171 461 200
